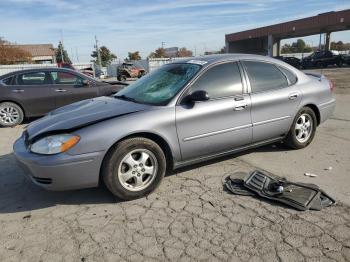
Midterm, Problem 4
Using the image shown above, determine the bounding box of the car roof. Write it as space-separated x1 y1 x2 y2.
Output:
0 67 81 79
174 53 280 66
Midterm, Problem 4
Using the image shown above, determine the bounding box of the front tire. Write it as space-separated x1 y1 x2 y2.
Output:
0 102 24 127
102 137 166 200
285 107 317 149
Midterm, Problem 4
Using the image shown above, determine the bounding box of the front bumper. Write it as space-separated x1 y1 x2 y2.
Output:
13 136 105 191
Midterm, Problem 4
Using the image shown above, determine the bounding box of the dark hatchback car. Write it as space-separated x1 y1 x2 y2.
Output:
301 50 344 68
0 68 123 127
274 56 301 69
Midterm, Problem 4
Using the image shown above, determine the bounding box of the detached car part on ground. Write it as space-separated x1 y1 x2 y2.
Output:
117 62 146 81
13 54 335 200
224 170 335 211
0 68 123 127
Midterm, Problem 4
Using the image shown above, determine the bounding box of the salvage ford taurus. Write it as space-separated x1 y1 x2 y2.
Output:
13 54 336 200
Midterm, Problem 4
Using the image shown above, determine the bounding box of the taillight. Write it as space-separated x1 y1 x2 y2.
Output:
329 80 335 92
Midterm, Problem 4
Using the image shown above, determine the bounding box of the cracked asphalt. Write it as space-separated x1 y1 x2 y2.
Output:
1 68 350 262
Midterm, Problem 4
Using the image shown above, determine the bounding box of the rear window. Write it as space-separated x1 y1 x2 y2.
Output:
17 72 46 85
278 66 297 85
2 76 14 85
243 61 288 93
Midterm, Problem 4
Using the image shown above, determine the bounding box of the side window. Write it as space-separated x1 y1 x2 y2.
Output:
2 76 14 85
190 62 243 99
243 61 288 93
51 71 83 86
278 66 297 85
17 72 47 85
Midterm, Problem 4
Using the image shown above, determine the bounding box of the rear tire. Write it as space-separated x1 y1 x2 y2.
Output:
102 137 166 200
0 102 24 127
285 107 317 149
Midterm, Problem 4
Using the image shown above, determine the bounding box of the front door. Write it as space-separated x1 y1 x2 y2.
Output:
242 60 302 142
176 62 252 161
50 71 99 108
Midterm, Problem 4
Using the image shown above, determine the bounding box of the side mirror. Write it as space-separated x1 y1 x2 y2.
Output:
189 90 209 102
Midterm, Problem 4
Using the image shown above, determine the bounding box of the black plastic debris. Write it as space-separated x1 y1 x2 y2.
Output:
223 170 335 211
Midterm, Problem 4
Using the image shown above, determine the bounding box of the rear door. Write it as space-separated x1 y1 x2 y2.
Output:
176 62 252 161
242 60 301 143
11 71 55 116
50 71 99 108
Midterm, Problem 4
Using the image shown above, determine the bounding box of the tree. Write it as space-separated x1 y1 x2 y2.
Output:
55 41 71 64
330 41 350 51
0 37 31 64
128 51 141 60
91 46 117 67
177 47 193 57
281 39 312 53
149 47 166 58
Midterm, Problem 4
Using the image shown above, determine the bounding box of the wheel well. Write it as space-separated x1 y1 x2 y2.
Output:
304 104 320 125
0 100 25 117
99 132 174 184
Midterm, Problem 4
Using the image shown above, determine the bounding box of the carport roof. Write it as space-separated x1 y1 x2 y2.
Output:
226 9 350 42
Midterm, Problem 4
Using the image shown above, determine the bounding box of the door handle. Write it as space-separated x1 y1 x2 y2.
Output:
55 89 67 92
288 93 299 100
12 89 24 93
234 101 248 111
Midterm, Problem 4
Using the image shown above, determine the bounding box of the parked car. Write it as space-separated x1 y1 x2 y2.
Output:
0 68 123 127
343 54 350 65
13 54 335 200
301 50 344 68
117 62 146 81
274 56 301 69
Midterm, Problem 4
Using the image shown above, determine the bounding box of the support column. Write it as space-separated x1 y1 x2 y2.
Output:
268 35 280 57
268 34 273 57
325 32 331 51
276 39 281 56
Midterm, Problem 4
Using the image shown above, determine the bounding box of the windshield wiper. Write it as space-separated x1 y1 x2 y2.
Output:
114 94 138 103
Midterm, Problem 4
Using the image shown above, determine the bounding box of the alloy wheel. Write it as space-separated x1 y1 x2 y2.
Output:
295 113 313 143
0 105 20 125
118 149 158 191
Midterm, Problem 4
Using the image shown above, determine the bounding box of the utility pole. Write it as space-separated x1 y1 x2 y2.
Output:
161 41 165 49
95 35 102 68
60 30 65 63
75 47 79 63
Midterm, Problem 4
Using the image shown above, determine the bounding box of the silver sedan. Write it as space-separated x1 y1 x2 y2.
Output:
14 54 336 200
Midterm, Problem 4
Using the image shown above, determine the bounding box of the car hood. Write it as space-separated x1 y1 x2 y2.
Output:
26 96 150 140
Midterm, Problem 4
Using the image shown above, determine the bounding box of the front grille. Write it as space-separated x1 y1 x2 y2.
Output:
32 177 52 185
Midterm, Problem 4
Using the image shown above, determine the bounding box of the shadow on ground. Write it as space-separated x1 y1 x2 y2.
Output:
0 142 290 214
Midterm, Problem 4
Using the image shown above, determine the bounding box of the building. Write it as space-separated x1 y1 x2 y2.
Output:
226 9 350 57
14 44 56 64
164 47 179 58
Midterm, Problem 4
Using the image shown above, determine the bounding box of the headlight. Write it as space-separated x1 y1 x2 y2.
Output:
30 134 80 155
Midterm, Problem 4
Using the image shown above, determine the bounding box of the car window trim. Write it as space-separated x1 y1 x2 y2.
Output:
177 60 246 104
276 65 298 86
240 59 290 94
1 76 14 86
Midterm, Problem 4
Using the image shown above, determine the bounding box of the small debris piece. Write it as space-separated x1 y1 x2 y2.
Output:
324 166 333 171
22 214 31 219
304 173 317 177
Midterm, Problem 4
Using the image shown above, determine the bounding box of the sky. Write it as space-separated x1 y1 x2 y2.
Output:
0 0 350 63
